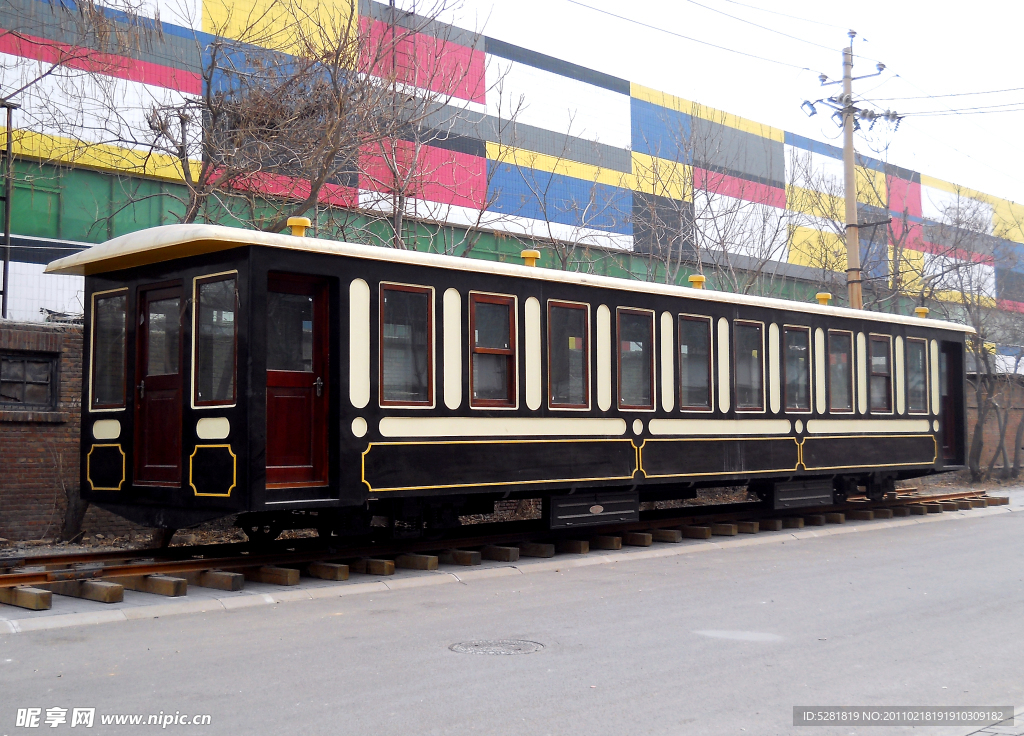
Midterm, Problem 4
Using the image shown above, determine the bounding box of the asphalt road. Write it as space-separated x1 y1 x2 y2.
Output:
2 495 1022 736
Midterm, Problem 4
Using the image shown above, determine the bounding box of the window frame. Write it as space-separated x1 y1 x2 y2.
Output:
546 299 591 411
827 329 855 414
89 287 129 412
191 271 239 409
677 313 714 412
469 291 518 409
905 336 929 415
869 333 894 414
732 319 766 413
782 324 812 414
378 281 436 409
616 306 656 412
0 351 58 411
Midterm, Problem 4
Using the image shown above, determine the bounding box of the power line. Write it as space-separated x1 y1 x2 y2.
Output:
868 86 1024 102
563 0 813 72
902 100 1024 115
680 0 838 53
719 0 845 30
907 107 1024 117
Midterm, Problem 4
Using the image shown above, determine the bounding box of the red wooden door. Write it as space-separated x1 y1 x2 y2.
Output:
134 286 183 485
266 274 328 487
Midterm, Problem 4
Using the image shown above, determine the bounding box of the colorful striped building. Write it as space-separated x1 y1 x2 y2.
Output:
3 0 1024 357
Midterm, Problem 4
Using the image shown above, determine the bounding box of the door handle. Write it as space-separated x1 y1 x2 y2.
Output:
138 380 145 398
314 377 323 397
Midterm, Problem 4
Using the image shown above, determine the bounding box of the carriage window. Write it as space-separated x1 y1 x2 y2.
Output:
828 331 853 412
471 294 515 406
906 338 927 413
618 309 653 410
870 336 892 412
548 302 588 408
267 293 313 372
784 326 811 412
195 276 237 405
381 285 433 405
91 292 127 409
734 321 763 411
678 316 711 410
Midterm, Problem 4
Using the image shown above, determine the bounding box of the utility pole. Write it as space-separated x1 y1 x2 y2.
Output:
841 37 863 310
1 100 18 320
802 31 899 311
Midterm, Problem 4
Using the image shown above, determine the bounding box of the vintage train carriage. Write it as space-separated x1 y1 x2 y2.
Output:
45 223 970 539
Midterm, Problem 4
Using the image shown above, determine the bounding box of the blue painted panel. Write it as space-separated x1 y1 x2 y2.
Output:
486 162 633 235
631 98 692 164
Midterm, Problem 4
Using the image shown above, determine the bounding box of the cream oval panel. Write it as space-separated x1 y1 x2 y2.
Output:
930 340 940 413
525 297 542 411
596 305 612 411
443 288 462 410
349 279 371 409
717 318 730 413
814 328 826 414
856 332 867 415
768 323 780 414
660 311 674 412
895 336 905 415
92 419 121 440
196 417 230 440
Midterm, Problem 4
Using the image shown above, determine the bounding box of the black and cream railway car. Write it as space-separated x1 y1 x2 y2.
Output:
45 224 971 540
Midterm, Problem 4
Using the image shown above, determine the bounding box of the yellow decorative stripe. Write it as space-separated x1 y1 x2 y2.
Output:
189 444 237 497
631 83 785 143
992 198 1024 245
86 443 125 492
486 142 632 189
630 152 692 201
786 185 844 219
10 130 199 183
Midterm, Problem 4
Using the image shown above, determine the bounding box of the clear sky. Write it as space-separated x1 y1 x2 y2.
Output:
432 0 1024 206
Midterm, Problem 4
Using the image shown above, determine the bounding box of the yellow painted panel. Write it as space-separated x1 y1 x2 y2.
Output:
786 185 844 220
630 83 784 142
856 166 886 207
486 142 633 189
992 198 1024 244
11 129 198 182
203 0 356 55
630 152 691 201
920 173 985 203
893 245 925 292
788 225 845 270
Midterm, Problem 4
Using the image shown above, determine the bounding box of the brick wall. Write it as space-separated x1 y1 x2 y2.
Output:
0 321 148 541
966 376 1024 475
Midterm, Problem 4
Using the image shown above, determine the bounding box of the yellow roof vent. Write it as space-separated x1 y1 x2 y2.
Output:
915 306 930 318
816 292 832 306
520 249 541 267
688 274 706 289
287 216 311 237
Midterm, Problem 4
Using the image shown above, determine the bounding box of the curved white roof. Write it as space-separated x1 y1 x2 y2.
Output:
45 223 973 333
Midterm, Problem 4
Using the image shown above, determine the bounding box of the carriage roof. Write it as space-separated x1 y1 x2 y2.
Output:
46 223 974 334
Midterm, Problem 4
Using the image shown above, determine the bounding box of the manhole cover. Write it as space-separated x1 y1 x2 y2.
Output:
449 640 544 655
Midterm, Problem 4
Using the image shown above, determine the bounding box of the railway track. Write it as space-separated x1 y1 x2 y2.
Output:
0 489 1010 612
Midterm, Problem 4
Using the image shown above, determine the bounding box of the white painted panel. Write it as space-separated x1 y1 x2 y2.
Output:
785 144 845 193
895 336 905 415
660 311 674 412
814 328 826 413
856 332 868 415
806 419 931 434
693 192 789 263
92 419 121 440
196 417 230 440
649 419 791 436
379 416 627 438
717 318 730 413
348 279 371 409
768 323 781 414
597 305 612 411
920 184 993 232
930 340 940 413
443 288 462 410
486 57 632 149
1 54 198 151
525 297 542 411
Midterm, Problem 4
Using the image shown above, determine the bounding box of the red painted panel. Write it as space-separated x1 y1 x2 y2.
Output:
227 170 358 208
0 29 201 94
694 168 786 209
360 139 486 209
886 176 922 218
360 19 485 104
997 299 1024 314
